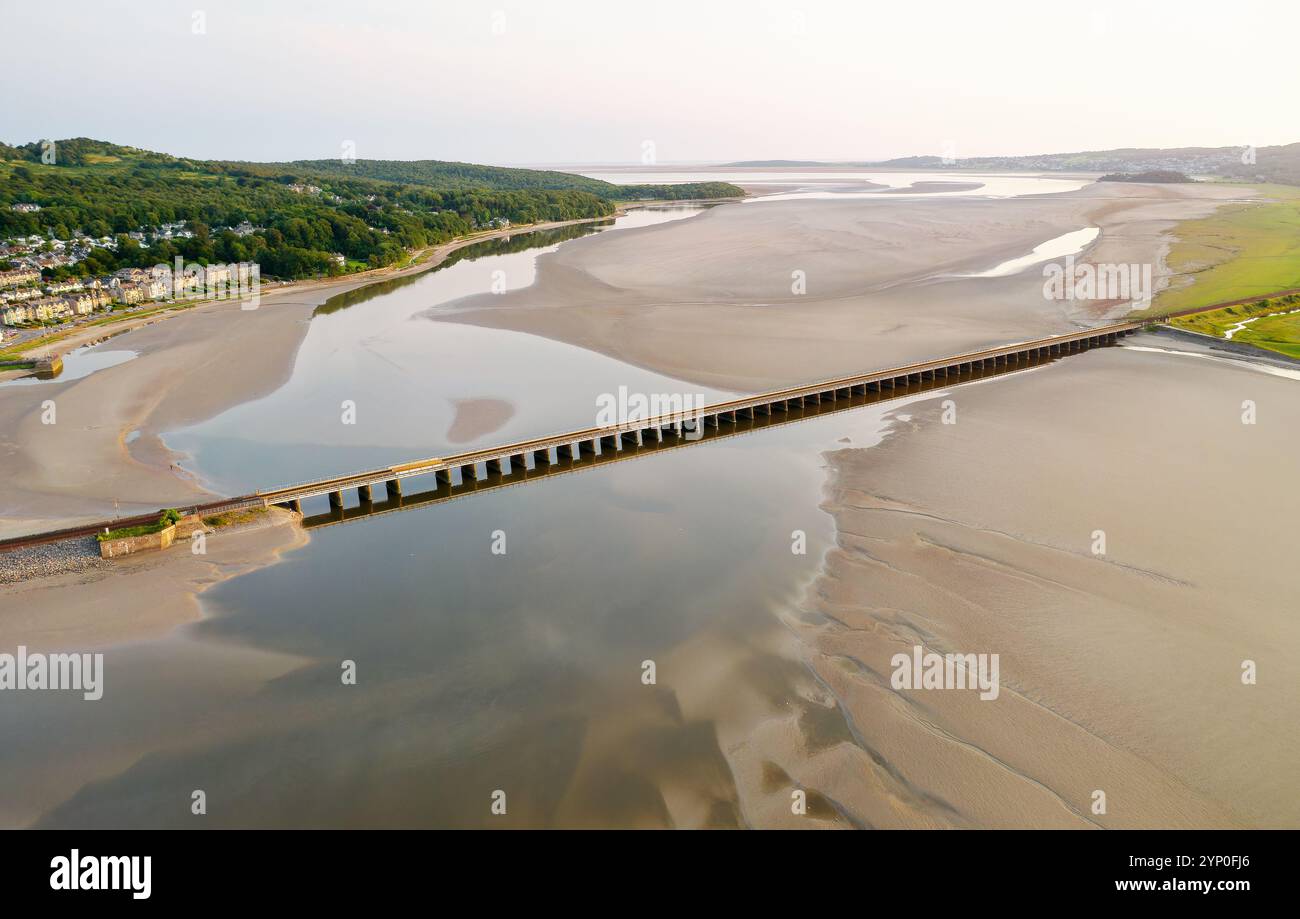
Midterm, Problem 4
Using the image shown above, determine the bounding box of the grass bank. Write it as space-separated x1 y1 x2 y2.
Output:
98 508 182 542
1146 184 1300 316
1168 293 1300 358
202 506 269 529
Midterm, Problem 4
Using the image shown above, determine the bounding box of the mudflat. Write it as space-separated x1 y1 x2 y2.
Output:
440 182 1249 392
0 507 306 653
765 333 1299 828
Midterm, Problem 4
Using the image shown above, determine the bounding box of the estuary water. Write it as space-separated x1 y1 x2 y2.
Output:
2 374 937 829
577 168 1092 200
0 203 933 828
164 206 735 497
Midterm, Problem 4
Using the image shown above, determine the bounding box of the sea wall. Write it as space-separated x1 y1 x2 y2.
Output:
99 524 176 559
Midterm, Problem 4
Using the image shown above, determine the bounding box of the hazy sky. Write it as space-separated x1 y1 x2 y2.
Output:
5 0 1297 165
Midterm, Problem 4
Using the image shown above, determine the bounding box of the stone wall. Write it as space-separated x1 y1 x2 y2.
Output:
99 524 176 559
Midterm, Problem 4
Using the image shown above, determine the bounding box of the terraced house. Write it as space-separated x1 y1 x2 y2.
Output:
0 268 41 288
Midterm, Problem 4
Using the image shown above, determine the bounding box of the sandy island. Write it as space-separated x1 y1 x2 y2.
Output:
436 181 1250 392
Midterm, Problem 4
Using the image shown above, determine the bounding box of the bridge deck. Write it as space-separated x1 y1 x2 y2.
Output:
256 320 1142 505
0 318 1144 553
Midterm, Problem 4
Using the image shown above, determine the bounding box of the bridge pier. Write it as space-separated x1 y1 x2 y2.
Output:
435 469 451 489
460 463 478 484
385 480 402 502
357 484 372 503
485 458 503 477
620 430 640 448
328 491 343 510
578 439 597 458
508 453 527 474
533 448 551 468
599 434 617 452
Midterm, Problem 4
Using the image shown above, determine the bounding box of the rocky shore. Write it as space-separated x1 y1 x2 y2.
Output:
0 537 106 586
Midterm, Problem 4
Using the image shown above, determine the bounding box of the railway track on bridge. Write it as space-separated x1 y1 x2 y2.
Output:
1 318 1144 553
255 319 1143 507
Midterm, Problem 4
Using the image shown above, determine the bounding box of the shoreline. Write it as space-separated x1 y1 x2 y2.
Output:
0 506 308 653
0 210 650 373
0 209 666 540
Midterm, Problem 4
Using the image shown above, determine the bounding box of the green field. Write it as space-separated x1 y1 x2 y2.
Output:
1147 184 1300 315
1231 309 1300 359
1169 292 1300 358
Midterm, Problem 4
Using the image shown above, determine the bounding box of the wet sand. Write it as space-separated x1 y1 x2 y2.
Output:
442 182 1249 392
445 398 516 444
0 507 311 829
0 507 306 653
766 333 1299 828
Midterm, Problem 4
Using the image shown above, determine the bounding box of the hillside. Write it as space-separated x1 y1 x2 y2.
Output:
285 158 741 201
0 139 741 281
910 143 1300 184
725 142 1300 186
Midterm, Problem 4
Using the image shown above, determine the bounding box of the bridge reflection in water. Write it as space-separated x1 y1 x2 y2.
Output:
297 338 1096 531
